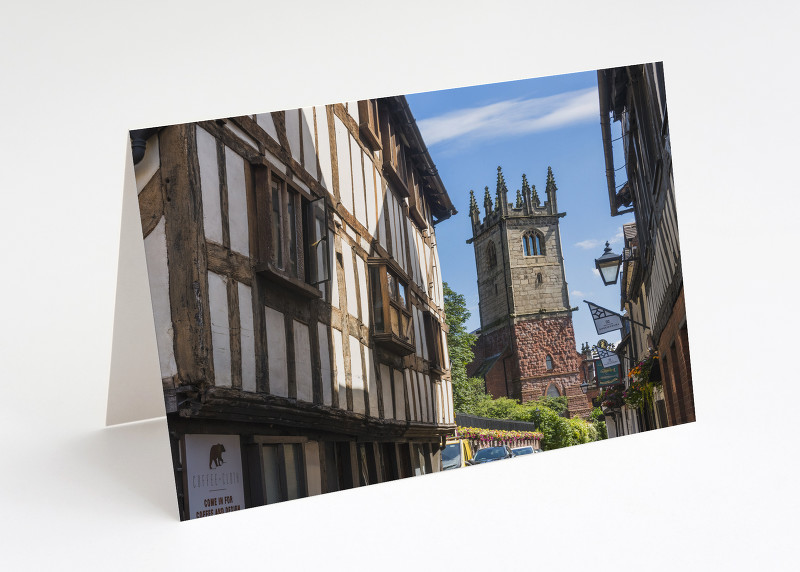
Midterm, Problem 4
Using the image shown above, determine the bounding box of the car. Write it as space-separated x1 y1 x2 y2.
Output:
511 446 535 456
441 439 474 470
469 446 514 465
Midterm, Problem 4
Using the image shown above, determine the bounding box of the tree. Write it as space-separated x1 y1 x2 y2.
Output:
443 282 487 413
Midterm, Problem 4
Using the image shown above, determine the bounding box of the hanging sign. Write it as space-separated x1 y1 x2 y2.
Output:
185 434 245 520
596 345 621 367
586 301 623 335
594 360 622 386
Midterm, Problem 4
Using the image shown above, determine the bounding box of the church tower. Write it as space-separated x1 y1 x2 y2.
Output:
467 166 591 418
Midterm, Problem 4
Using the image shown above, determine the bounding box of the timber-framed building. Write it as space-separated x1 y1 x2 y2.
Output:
132 97 457 519
598 62 694 430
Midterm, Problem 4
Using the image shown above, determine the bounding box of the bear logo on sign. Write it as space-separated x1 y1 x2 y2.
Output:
209 444 226 469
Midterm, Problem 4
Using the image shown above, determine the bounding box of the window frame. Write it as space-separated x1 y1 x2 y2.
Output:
253 163 330 297
423 310 446 375
357 100 382 151
522 230 545 257
368 258 415 355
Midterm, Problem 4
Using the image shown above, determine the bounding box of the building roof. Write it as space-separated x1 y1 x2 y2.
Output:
387 96 457 223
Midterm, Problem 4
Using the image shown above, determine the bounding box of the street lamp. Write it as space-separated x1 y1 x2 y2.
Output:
594 242 623 286
580 380 590 394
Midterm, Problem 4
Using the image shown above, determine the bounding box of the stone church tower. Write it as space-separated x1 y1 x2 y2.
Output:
467 166 592 418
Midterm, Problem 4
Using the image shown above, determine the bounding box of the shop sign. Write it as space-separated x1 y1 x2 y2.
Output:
185 434 245 520
586 301 623 334
594 360 622 386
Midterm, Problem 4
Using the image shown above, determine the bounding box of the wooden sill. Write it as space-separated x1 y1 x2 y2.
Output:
382 163 409 198
254 261 322 299
373 332 415 356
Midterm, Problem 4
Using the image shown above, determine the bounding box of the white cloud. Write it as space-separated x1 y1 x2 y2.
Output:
575 239 601 250
416 87 599 148
571 290 585 297
609 227 625 245
592 268 600 277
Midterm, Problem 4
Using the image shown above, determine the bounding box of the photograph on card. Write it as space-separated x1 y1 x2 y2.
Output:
131 62 694 520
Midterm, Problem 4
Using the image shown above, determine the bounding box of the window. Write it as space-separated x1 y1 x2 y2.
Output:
545 354 554 370
254 166 330 294
357 100 382 151
406 161 427 230
487 242 497 268
423 310 445 374
368 260 414 355
523 231 544 256
379 109 409 196
546 383 560 397
260 443 306 505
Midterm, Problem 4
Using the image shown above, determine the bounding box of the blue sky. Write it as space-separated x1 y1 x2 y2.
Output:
406 69 635 349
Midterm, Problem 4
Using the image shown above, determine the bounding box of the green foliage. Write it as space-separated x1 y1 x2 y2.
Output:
529 396 569 416
443 282 481 414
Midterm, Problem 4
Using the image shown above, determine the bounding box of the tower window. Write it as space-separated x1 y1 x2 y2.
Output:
487 242 497 268
536 273 543 285
545 354 554 370
523 231 545 256
546 383 560 397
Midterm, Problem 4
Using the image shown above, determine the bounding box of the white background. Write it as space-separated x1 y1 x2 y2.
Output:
1 1 798 570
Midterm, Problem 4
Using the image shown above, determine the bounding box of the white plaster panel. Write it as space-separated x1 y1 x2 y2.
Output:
135 133 160 194
377 180 387 251
393 369 406 421
365 163 376 236
366 347 378 418
446 380 453 424
196 127 223 245
143 217 177 379
387 192 397 259
318 323 333 406
238 282 256 392
413 307 423 357
355 255 369 327
224 122 258 149
329 231 339 308
225 147 250 256
207 272 231 387
441 329 449 370
423 242 431 295
301 107 318 181
265 306 288 397
303 442 322 497
417 373 431 423
405 370 415 421
418 307 428 361
398 200 407 271
424 374 432 422
346 101 359 126
285 109 302 165
332 328 347 410
380 364 392 419
293 321 313 403
341 241 358 318
315 106 333 192
334 116 353 214
404 217 413 277
416 372 424 422
351 140 366 227
349 336 365 415
435 381 442 424
256 113 279 142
